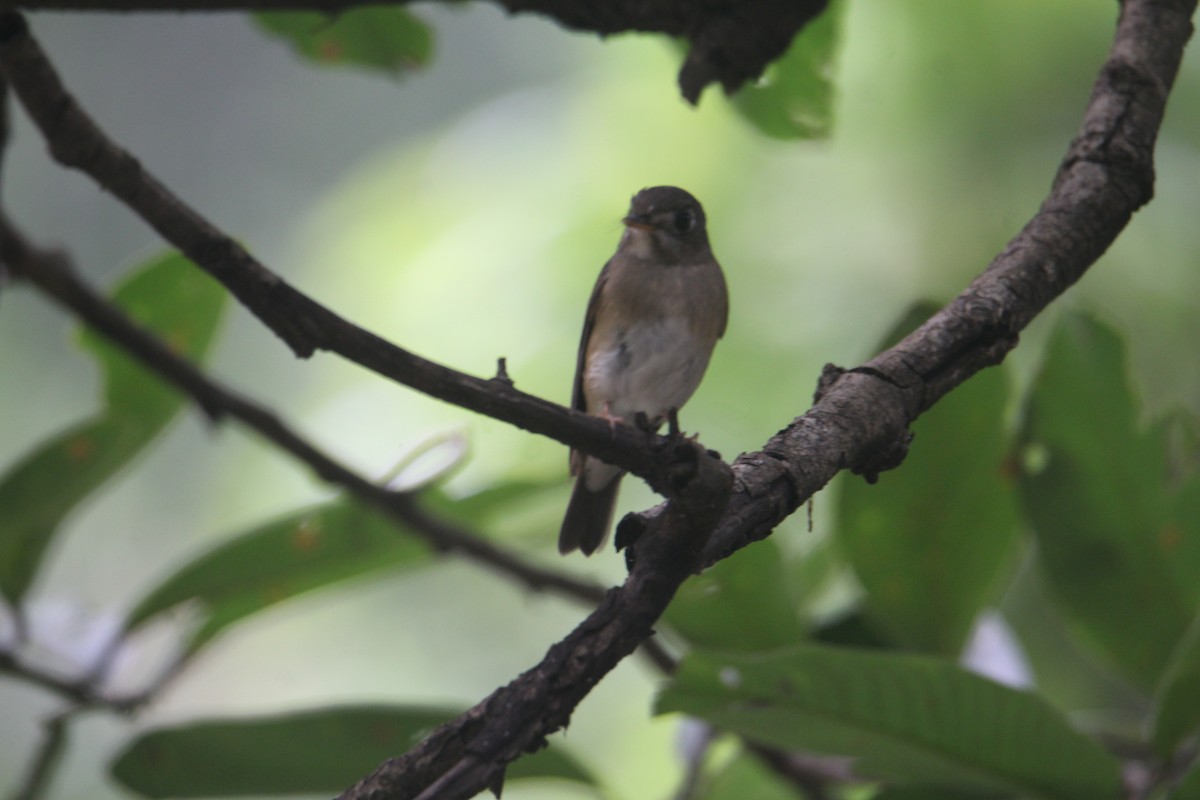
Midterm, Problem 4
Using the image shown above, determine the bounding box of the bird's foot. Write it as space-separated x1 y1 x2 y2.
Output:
666 408 699 442
597 401 623 434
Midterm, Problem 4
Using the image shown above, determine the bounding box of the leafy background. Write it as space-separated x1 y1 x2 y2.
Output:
2 0 1199 798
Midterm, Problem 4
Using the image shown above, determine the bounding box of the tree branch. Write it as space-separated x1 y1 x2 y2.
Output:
0 211 697 678
0 0 829 103
0 213 613 607
335 1 1197 796
0 75 9 186
698 0 1197 567
0 10 705 500
339 450 732 800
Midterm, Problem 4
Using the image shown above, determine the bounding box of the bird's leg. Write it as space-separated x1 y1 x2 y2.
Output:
667 408 700 443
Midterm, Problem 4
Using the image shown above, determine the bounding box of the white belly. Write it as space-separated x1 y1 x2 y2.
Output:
584 317 711 425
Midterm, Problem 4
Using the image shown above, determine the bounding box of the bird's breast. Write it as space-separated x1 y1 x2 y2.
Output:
583 316 714 424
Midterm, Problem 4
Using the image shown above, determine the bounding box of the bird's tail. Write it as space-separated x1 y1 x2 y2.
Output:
558 474 622 556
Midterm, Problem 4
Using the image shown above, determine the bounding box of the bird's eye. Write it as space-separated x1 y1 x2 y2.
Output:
672 208 695 234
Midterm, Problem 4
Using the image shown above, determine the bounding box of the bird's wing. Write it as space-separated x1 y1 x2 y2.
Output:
572 258 613 414
569 259 613 476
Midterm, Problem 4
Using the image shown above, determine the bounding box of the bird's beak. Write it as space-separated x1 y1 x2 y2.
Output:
622 213 655 232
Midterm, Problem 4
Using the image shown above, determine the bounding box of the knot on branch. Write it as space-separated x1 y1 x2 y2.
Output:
848 428 914 484
617 438 732 569
808 362 917 484
1059 58 1161 208
813 362 848 403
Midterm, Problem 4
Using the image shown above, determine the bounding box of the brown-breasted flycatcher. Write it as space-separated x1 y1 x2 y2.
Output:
559 186 728 555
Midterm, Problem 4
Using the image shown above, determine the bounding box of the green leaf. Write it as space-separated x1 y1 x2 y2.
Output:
0 252 225 605
1171 762 1200 800
836 304 1020 654
812 609 893 650
1154 615 1200 756
423 476 563 532
665 539 803 652
111 704 597 797
125 499 431 653
255 9 432 74
782 525 847 616
657 646 1122 799
697 750 800 800
729 0 843 139
1018 313 1200 688
507 743 597 787
870 788 1002 800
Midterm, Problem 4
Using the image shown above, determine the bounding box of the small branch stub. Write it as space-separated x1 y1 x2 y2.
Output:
492 356 513 387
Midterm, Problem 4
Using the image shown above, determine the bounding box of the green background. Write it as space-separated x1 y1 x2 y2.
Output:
2 1 1199 798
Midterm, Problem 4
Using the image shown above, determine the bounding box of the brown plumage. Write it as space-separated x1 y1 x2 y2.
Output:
558 186 728 556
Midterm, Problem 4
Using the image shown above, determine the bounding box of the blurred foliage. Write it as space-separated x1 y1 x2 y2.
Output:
3 1 1200 799
693 749 805 800
112 704 596 797
658 310 1200 795
1018 315 1200 691
254 8 432 74
122 498 433 655
836 304 1020 655
1156 619 1200 759
665 538 804 653
658 645 1122 798
730 0 844 139
0 252 225 606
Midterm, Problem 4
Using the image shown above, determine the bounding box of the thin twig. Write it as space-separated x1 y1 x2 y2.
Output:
0 649 93 708
0 619 185 712
0 75 9 186
0 213 608 605
0 9 677 492
7 706 74 800
0 213 684 676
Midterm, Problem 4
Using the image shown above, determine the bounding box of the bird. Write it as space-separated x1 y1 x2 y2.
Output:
558 186 729 556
